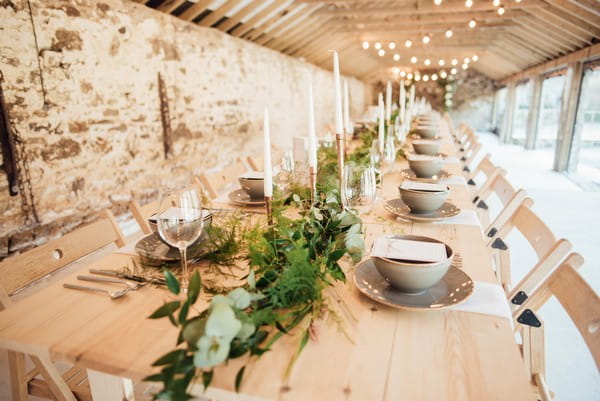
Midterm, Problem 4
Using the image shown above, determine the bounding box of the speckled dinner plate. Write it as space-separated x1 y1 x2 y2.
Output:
353 259 474 310
228 189 266 206
384 198 461 222
399 168 452 183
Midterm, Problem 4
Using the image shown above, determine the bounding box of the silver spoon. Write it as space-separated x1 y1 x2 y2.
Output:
77 275 145 290
63 283 129 299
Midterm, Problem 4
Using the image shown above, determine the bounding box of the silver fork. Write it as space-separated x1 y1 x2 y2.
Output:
63 284 129 299
77 275 146 290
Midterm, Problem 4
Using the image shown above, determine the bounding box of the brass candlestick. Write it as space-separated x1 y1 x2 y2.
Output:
264 196 273 225
309 166 317 204
335 133 345 208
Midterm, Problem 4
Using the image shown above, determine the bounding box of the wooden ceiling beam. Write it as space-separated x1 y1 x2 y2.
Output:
157 0 188 14
315 0 547 17
513 16 581 52
215 1 270 32
297 32 342 59
487 44 533 69
337 21 518 33
501 33 554 60
229 0 290 38
510 26 569 56
523 12 590 46
243 2 306 42
179 0 214 21
511 19 574 54
277 20 335 53
525 9 595 44
330 10 528 26
569 0 600 17
198 0 247 28
263 14 328 50
538 4 600 37
543 0 600 29
491 39 540 65
253 5 321 46
354 24 511 38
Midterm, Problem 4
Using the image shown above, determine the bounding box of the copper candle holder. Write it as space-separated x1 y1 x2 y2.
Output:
264 195 273 225
309 166 317 204
335 133 345 208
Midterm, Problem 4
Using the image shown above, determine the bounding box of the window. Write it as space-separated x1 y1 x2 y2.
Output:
493 87 507 136
536 74 566 149
511 80 532 144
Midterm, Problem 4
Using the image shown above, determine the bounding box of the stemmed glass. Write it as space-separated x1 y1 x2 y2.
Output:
156 185 204 292
382 133 396 175
342 162 377 215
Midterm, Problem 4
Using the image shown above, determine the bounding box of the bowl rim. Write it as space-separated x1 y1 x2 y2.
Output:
372 235 454 267
398 186 450 195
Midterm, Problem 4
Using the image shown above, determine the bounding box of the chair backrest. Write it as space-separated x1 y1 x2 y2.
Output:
129 199 158 235
197 161 247 199
475 169 515 207
247 156 263 172
467 153 494 183
0 210 126 302
515 253 598 368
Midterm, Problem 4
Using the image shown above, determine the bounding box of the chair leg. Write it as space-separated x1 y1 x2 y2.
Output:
8 351 28 401
30 353 77 401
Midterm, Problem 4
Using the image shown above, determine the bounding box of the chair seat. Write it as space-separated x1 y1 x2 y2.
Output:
28 366 91 401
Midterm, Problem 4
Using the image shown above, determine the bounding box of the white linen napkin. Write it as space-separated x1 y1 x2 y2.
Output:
371 237 448 263
433 209 481 227
442 156 459 164
449 281 513 327
439 175 467 186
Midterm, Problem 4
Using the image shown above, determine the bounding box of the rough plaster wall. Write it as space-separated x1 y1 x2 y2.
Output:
450 69 496 131
0 0 367 255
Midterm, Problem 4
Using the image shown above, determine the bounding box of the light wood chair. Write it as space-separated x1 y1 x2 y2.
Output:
197 161 247 199
0 209 127 401
512 253 596 401
487 202 572 298
246 155 263 172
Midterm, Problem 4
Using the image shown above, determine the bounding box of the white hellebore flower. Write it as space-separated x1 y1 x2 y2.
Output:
194 303 241 368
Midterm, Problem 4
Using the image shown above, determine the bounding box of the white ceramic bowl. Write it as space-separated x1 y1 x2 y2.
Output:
415 125 438 138
412 140 441 155
399 186 448 214
407 156 444 178
238 172 265 199
372 235 454 293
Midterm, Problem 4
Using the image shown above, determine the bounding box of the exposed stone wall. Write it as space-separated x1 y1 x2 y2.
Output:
449 69 496 131
0 0 367 256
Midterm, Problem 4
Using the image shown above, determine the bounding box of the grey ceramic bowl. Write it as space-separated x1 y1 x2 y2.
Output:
415 125 438 138
372 235 454 293
412 140 441 155
407 156 444 178
238 175 265 199
399 186 449 214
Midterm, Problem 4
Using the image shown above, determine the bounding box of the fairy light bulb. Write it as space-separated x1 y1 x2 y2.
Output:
438 59 445 66
392 67 400 74
465 0 473 7
469 19 476 28
415 75 421 81
451 58 458 65
362 41 369 49
498 5 505 14
407 73 414 80
375 42 382 49
405 39 412 48
400 71 406 77
434 0 442 4
393 54 400 61
378 49 385 56
440 71 447 78
451 67 457 74
445 29 453 38
472 54 479 61
432 74 438 81
423 74 430 82
462 63 469 69
422 35 430 44
410 56 418 63
389 42 396 50
464 57 471 63
424 58 431 66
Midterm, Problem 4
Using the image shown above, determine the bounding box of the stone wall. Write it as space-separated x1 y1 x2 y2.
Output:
0 0 368 255
449 69 496 131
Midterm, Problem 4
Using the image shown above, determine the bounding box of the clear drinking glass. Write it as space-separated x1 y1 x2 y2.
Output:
156 186 204 292
370 139 382 167
382 134 396 174
342 162 377 215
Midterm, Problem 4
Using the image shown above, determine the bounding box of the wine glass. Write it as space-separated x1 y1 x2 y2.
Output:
156 185 204 292
370 139 382 167
382 134 396 175
342 162 377 215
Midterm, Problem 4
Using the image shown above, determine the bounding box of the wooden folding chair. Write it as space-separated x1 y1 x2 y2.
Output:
196 161 247 199
246 155 263 172
465 153 494 189
487 202 572 297
0 210 127 401
512 253 596 401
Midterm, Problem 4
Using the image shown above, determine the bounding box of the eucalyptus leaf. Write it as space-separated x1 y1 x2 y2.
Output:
164 270 180 295
149 301 181 319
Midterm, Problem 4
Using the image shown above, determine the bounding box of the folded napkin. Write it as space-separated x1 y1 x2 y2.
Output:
439 175 467 186
400 181 447 192
239 171 263 179
407 154 442 161
433 209 481 227
371 237 447 263
449 281 513 326
442 156 459 164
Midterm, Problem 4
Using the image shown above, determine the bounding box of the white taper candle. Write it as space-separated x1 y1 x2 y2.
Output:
400 80 405 124
333 51 344 135
343 79 351 136
263 108 273 197
308 81 317 169
378 93 385 154
385 80 392 121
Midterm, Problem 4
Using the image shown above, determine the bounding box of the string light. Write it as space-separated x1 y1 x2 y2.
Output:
374 42 382 49
434 0 442 4
378 49 385 56
464 57 471 63
424 58 431 66
462 63 469 69
432 73 438 81
493 0 500 6
405 39 412 48
411 56 418 63
389 42 396 49
423 74 430 82
445 28 453 38
438 59 445 66
407 73 414 80
451 67 458 74
400 71 406 77
415 75 421 81
472 54 479 61
362 41 369 49
465 0 473 7
392 67 400 74
497 5 505 14
515 0 521 2
422 35 431 44
469 19 477 28
440 70 447 78
451 58 458 66
393 54 400 61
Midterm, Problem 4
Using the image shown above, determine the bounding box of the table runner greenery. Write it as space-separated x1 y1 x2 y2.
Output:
145 127 380 400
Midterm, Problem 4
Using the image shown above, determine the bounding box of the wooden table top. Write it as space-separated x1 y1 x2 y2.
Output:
0 127 534 401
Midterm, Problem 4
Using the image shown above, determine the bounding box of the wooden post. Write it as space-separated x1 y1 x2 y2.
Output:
525 75 543 150
553 61 583 172
501 83 516 144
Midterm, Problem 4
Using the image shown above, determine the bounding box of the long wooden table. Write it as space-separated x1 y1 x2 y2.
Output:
0 124 534 401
